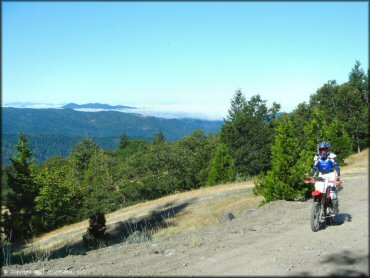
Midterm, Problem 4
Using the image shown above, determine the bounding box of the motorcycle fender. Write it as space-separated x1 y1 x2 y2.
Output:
312 190 322 197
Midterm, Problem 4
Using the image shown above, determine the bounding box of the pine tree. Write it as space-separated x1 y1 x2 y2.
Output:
254 116 307 202
336 83 368 152
119 133 130 149
222 92 279 177
70 138 99 177
225 89 247 122
347 62 369 151
153 131 165 144
5 133 39 240
310 62 369 153
349 60 367 101
254 108 354 204
83 212 107 248
207 143 236 186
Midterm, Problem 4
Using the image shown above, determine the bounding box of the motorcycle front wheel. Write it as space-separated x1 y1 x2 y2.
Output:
310 201 321 232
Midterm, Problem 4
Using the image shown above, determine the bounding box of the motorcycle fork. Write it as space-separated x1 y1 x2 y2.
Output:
320 194 326 219
325 186 333 214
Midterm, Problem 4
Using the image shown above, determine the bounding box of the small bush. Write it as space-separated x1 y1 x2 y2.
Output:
82 212 108 248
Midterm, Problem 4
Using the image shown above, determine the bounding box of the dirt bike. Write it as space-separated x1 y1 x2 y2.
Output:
305 176 343 232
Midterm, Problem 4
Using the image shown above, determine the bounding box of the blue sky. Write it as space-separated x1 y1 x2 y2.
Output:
3 2 369 119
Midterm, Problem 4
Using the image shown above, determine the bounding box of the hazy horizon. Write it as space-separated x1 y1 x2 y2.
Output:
2 101 229 121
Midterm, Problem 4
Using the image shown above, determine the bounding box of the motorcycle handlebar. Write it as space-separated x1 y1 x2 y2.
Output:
304 179 316 184
304 178 342 185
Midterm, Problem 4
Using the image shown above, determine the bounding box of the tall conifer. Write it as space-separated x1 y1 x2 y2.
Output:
5 133 38 239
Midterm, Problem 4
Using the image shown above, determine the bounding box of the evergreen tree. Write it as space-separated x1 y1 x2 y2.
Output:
310 80 340 116
222 92 280 177
207 143 236 186
119 133 130 149
153 131 165 144
310 62 369 153
336 82 368 152
1 166 15 206
4 133 39 240
289 102 313 149
254 108 354 204
301 108 327 150
349 60 367 103
254 116 308 202
70 138 99 177
225 89 247 122
83 212 107 248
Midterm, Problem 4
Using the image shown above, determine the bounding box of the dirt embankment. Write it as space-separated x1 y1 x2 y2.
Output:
2 150 368 276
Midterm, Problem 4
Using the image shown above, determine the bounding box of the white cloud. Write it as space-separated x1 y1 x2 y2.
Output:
4 102 229 121
3 102 62 109
124 103 229 120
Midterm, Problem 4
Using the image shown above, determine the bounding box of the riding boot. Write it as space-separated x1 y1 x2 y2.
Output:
332 199 339 214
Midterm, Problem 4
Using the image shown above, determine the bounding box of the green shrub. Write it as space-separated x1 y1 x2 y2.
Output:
82 212 108 248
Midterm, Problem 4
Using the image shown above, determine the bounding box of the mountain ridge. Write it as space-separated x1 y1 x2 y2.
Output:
62 102 136 110
2 107 222 138
2 107 223 164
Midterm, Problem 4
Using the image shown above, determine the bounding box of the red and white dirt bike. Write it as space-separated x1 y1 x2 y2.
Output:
305 176 343 232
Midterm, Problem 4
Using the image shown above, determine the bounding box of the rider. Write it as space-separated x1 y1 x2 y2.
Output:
312 141 341 214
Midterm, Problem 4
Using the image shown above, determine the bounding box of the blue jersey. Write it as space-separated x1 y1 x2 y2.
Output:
317 158 335 173
312 152 340 176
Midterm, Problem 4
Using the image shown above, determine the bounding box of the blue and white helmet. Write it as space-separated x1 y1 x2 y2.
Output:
318 141 331 159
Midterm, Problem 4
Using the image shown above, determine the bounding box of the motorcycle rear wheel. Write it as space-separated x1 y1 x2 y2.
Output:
311 201 321 232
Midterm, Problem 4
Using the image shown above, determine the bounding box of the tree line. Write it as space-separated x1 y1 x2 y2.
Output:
1 61 368 242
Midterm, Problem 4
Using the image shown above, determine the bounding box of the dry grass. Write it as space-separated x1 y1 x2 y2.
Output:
28 220 89 244
19 179 256 254
107 179 255 222
153 193 263 240
342 148 368 174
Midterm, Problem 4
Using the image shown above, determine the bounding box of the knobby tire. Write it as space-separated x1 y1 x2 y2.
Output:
311 201 321 232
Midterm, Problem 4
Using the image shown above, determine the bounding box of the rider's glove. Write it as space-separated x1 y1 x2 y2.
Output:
336 176 341 181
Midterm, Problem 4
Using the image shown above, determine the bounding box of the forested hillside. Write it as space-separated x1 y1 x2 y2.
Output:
2 134 120 165
2 108 222 164
1 61 368 245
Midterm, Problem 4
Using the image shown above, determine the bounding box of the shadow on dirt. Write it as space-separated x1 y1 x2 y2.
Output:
297 250 369 276
9 200 193 265
334 213 352 225
318 213 352 231
322 250 368 266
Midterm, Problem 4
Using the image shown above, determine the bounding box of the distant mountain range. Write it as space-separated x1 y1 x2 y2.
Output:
4 102 136 110
3 102 227 120
61 103 136 110
2 107 223 164
4 102 60 108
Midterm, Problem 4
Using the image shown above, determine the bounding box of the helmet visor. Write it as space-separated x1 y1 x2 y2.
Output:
319 148 329 153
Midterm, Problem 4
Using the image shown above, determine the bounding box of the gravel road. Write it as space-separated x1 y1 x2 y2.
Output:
3 153 368 276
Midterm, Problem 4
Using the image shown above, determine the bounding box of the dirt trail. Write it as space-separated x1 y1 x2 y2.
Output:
3 151 368 276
